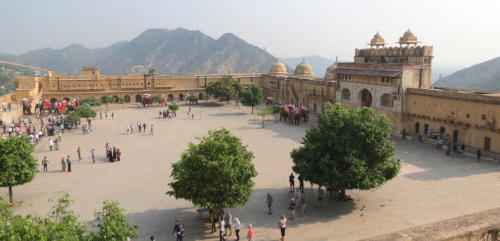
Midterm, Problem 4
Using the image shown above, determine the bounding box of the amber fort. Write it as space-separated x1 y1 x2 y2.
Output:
5 29 500 156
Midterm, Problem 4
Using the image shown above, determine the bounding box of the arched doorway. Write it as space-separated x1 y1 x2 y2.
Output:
198 93 203 100
168 94 174 101
135 95 142 103
179 93 184 101
359 89 372 107
113 95 119 103
124 95 130 103
313 103 317 113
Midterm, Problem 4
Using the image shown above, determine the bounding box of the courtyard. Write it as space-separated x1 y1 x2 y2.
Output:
2 103 500 241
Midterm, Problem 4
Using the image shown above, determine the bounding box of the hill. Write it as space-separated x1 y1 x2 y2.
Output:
434 57 500 91
281 55 333 78
0 28 278 76
0 62 42 96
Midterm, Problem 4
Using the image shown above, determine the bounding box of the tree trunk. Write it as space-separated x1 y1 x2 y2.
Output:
251 106 254 114
8 185 13 203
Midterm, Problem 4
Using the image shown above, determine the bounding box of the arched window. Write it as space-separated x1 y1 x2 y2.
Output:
341 88 351 100
198 93 204 100
380 94 394 107
135 95 142 103
124 95 130 103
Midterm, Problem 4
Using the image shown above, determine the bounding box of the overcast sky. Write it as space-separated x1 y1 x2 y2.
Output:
2 0 499 68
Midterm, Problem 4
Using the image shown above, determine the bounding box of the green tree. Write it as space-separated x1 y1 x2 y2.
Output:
89 201 138 241
100 96 114 105
240 84 263 114
0 137 37 203
81 97 102 107
168 104 179 116
291 102 400 199
117 97 124 104
63 111 80 125
205 76 240 103
150 95 162 106
76 104 97 120
167 128 257 210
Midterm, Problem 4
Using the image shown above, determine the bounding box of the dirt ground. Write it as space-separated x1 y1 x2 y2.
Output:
2 103 500 241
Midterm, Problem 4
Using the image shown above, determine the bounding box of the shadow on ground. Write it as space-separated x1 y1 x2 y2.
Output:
128 187 357 241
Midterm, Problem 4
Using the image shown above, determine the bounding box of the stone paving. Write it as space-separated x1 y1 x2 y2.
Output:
2 103 500 241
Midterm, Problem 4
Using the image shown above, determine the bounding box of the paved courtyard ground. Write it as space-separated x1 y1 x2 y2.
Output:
2 103 500 241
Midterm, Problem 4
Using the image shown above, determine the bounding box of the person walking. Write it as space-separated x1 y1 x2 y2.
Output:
477 148 481 163
289 173 295 192
42 156 49 172
288 198 296 220
173 220 181 238
90 148 96 163
61 157 66 172
176 224 184 241
116 148 121 161
66 155 72 172
49 138 53 151
77 147 82 161
266 192 273 215
111 112 114 120
99 112 102 119
300 191 306 215
210 210 217 233
150 124 154 135
247 224 254 241
298 175 304 191
143 123 146 133
234 217 241 241
219 218 226 241
279 214 286 241
224 211 233 236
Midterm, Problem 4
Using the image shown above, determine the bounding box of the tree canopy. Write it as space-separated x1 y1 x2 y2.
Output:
100 96 115 105
291 102 400 198
76 104 97 120
205 76 240 103
81 97 102 107
168 103 179 112
63 111 80 124
0 136 37 203
167 128 257 210
150 95 162 106
0 193 138 241
240 84 263 114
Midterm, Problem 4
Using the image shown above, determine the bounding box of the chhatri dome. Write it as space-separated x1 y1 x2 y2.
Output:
369 32 385 47
294 58 314 78
398 29 419 46
269 59 287 75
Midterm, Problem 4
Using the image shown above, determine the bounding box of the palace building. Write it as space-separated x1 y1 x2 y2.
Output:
10 30 500 155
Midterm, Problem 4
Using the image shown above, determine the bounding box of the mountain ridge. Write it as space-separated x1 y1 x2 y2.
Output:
0 28 278 76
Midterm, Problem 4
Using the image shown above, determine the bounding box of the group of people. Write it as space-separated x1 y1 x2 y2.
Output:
1 102 11 112
105 143 121 162
209 210 250 241
158 109 175 119
99 111 114 120
126 122 153 135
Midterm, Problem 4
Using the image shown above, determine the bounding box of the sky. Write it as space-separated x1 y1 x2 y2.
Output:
1 0 500 68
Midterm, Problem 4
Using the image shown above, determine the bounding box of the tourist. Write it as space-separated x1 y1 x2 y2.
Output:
90 148 96 163
316 187 324 208
224 211 232 236
142 123 146 133
210 209 217 233
66 155 72 172
200 111 203 120
279 214 286 241
105 111 108 119
49 138 53 151
288 198 296 220
460 144 466 156
116 148 121 161
192 113 194 120
247 224 254 241
234 217 241 241
219 218 226 241
58 131 62 142
477 148 481 163
112 146 117 161
126 126 130 134
150 124 154 135
298 175 304 191
138 123 142 133
99 112 102 119
289 173 295 192
42 156 49 172
173 220 181 237
176 224 184 241
111 112 114 119
77 147 81 161
266 192 273 215
300 191 306 215
61 157 66 172
402 128 406 140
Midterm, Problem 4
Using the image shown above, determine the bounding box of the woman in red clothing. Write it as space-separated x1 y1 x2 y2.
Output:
116 148 121 161
247 224 253 241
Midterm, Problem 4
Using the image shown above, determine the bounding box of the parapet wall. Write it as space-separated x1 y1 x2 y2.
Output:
355 46 433 65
